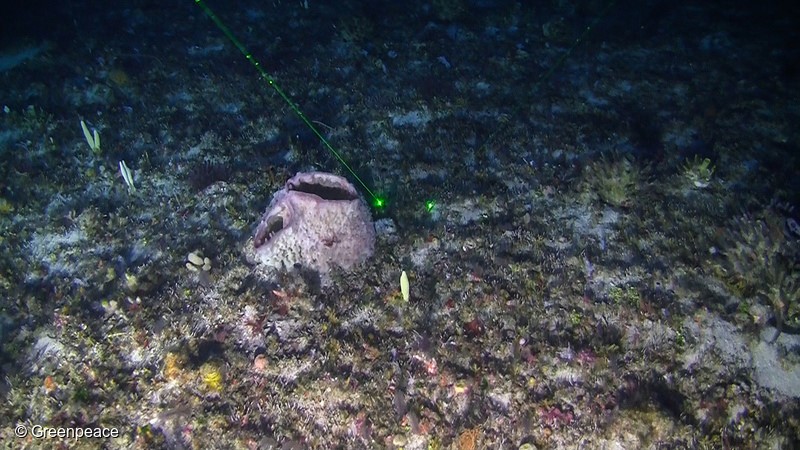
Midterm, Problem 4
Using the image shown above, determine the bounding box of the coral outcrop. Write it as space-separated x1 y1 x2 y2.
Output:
246 172 375 282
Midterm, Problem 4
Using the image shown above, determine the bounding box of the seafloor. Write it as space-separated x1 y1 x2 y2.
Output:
1 0 799 449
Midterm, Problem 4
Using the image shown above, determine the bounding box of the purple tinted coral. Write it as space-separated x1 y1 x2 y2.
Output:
247 172 375 282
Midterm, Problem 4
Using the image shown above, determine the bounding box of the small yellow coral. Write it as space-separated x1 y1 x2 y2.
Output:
456 428 481 450
108 68 130 87
0 198 13 215
200 363 224 393
163 353 185 380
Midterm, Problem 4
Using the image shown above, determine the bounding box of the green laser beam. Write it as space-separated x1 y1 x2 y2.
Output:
194 0 616 214
193 0 383 208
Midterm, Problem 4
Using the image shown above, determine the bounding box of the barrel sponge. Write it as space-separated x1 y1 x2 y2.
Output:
246 172 375 280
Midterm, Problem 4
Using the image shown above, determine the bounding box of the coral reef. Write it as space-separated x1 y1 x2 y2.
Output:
0 1 799 449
